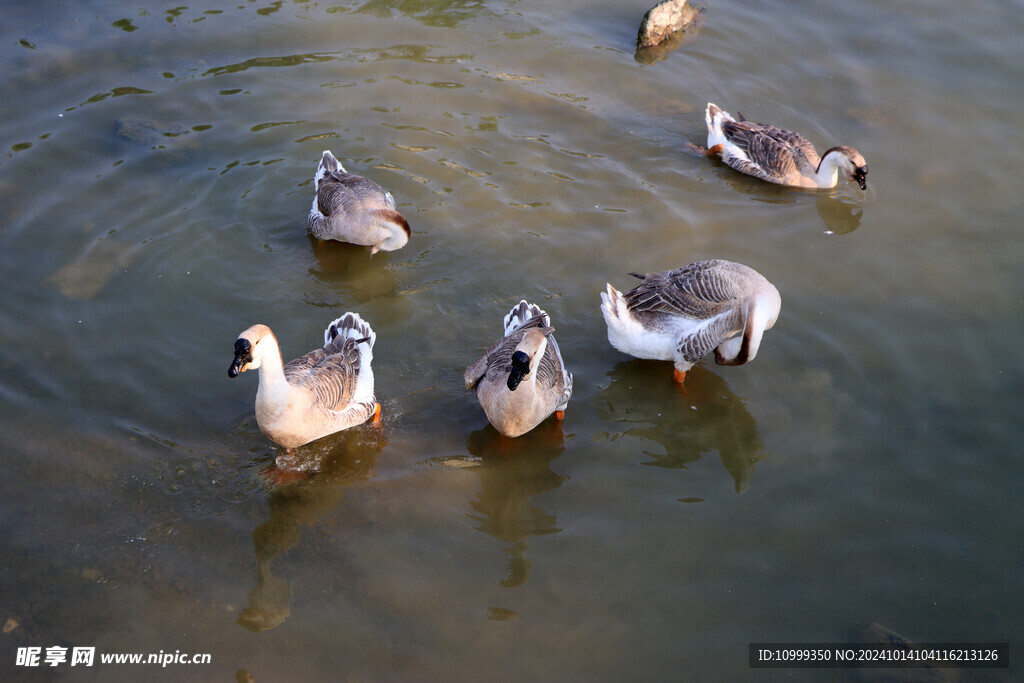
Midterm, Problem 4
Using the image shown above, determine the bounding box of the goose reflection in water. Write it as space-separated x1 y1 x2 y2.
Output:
689 145 867 234
237 428 384 632
307 234 402 301
815 193 863 235
447 421 568 588
597 362 769 494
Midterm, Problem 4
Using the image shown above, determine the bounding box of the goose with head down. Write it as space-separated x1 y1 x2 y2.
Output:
229 312 380 451
702 103 868 190
307 150 411 254
464 301 573 438
600 260 781 384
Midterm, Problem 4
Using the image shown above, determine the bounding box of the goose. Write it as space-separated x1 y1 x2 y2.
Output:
702 103 868 190
600 260 781 384
229 312 380 451
464 301 573 438
307 150 411 253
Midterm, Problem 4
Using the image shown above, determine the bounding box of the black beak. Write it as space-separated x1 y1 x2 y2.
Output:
506 350 531 391
854 166 868 191
229 339 252 378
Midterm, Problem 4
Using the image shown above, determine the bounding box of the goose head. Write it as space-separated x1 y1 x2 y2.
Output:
505 328 550 391
714 284 782 367
228 324 276 377
824 146 869 190
506 351 530 390
738 285 782 364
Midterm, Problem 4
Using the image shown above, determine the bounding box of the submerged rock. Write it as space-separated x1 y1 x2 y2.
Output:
44 238 139 300
114 118 198 151
114 118 185 143
635 0 706 64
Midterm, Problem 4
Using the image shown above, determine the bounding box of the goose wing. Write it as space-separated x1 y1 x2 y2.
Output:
625 260 742 320
759 124 821 166
316 171 387 218
535 333 567 389
677 312 741 365
284 338 362 411
464 331 518 390
538 333 573 409
721 121 818 182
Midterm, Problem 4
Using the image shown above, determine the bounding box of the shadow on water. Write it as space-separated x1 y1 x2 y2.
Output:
466 421 569 589
595 362 768 494
815 193 864 235
237 426 385 632
465 422 567 589
426 420 567 590
306 235 402 300
705 156 868 234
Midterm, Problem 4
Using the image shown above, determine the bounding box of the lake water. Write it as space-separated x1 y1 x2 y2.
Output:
2 0 1022 680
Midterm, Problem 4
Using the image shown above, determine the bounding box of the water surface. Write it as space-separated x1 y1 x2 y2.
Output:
2 0 1022 680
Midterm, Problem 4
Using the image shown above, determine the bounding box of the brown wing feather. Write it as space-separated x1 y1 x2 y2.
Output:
282 347 322 376
722 120 820 182
535 333 567 392
762 125 821 167
284 338 362 411
678 312 742 365
624 260 741 320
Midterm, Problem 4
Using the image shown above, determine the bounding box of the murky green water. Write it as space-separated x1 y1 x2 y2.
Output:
2 0 1022 680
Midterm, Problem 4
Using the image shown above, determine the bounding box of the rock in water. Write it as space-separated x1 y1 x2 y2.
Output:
44 238 139 300
114 118 186 144
636 0 706 63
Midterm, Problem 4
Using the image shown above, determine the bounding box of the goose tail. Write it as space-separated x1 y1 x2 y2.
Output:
599 283 629 327
503 300 550 336
705 102 733 148
600 282 644 356
314 149 346 188
325 312 376 354
325 312 376 405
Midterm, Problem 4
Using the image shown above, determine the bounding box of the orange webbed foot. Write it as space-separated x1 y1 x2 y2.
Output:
371 402 382 423
554 410 565 420
673 368 687 384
